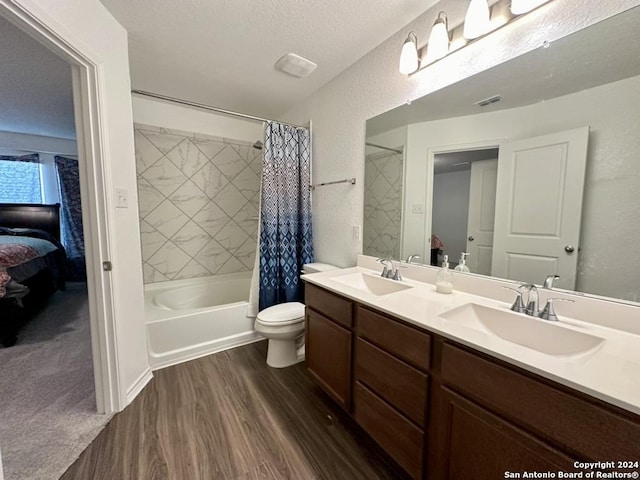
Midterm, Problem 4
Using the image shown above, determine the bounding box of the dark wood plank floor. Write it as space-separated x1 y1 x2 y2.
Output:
61 341 409 480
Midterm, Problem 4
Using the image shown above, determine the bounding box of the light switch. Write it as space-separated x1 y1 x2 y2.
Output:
116 188 128 208
352 225 361 241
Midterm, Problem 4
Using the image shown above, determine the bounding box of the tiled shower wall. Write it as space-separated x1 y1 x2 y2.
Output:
134 124 261 284
363 151 404 260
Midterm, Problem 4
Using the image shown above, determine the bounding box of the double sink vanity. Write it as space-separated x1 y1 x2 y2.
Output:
302 255 640 479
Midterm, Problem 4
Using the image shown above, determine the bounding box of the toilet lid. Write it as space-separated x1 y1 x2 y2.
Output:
257 302 305 324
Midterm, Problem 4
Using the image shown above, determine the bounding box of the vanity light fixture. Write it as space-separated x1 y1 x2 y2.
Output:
399 32 419 75
399 0 554 75
463 0 491 39
424 12 449 65
511 0 551 14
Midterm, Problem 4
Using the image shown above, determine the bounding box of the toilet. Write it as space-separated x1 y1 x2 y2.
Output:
254 262 339 368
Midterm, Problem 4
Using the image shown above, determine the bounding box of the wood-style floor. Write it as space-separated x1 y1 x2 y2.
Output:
61 341 409 480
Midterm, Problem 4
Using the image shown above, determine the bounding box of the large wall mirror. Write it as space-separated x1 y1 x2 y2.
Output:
364 6 640 303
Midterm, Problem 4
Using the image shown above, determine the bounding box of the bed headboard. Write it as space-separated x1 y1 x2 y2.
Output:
0 203 61 241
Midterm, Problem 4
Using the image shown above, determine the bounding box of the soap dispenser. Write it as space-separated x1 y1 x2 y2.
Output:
436 255 453 294
454 252 471 273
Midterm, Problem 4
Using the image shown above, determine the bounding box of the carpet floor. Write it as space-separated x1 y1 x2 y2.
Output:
0 283 112 480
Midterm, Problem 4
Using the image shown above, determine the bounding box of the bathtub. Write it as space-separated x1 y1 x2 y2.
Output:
145 271 262 370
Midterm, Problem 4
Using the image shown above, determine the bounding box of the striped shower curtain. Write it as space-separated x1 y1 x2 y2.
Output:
258 122 313 310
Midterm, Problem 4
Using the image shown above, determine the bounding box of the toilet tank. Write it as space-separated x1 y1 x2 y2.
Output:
303 263 339 274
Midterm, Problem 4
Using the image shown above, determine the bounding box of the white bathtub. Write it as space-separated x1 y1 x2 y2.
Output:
145 271 262 370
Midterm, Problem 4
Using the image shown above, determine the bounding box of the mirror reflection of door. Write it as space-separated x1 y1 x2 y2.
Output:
491 127 589 289
431 148 498 269
429 127 589 288
466 158 498 275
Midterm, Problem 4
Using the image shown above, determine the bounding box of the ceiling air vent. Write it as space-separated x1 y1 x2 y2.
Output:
475 95 503 107
275 53 317 78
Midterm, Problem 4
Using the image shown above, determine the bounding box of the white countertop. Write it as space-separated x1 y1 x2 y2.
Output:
302 265 640 416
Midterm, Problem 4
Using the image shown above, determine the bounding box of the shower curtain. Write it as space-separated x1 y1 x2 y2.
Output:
254 121 313 311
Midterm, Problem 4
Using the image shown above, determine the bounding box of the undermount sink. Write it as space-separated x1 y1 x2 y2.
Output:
440 303 605 357
331 272 413 296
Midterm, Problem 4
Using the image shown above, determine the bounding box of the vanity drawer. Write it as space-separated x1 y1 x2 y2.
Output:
305 284 352 328
355 338 428 426
441 343 640 460
356 306 431 372
354 382 424 479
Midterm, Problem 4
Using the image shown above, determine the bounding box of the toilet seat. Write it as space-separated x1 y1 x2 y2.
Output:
256 302 305 326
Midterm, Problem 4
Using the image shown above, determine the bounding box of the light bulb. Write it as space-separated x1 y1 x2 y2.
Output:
424 13 449 64
399 32 419 74
463 0 491 40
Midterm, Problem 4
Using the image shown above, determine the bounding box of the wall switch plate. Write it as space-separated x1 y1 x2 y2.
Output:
115 188 128 208
353 225 361 241
412 203 424 214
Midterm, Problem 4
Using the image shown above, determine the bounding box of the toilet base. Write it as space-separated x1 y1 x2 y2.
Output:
266 338 304 368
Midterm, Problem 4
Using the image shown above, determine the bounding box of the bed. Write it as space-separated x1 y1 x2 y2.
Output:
0 203 67 347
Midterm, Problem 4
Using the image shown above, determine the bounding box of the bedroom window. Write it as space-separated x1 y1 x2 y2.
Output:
0 153 43 203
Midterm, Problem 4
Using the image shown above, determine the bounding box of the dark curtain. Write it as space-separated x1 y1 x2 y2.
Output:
54 156 86 281
258 122 314 310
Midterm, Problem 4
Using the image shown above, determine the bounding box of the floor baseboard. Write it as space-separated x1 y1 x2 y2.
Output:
125 367 153 406
150 332 264 371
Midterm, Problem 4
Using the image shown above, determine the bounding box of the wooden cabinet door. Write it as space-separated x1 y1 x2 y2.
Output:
433 387 574 480
305 308 352 410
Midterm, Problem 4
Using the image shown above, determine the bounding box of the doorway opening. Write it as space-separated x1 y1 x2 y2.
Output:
429 147 499 272
0 0 121 418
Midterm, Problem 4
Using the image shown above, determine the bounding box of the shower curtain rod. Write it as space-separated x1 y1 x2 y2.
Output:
131 90 308 129
365 142 404 155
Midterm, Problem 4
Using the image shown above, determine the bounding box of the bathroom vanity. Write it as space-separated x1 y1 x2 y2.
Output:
303 260 640 480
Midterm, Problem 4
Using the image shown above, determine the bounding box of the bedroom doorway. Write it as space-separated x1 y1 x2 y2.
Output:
0 3 120 417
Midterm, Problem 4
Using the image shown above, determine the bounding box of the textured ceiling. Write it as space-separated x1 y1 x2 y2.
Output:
99 0 439 118
0 16 75 139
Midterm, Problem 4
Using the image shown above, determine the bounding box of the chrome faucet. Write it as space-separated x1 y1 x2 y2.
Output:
539 297 575 321
502 286 526 313
543 274 560 289
406 254 421 264
377 258 393 278
391 263 408 281
519 284 539 317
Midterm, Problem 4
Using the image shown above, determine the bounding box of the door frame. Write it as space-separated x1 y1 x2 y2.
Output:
423 139 505 263
1 2 121 413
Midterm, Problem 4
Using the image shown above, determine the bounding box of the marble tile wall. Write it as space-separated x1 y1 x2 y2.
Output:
363 151 404 260
135 124 261 284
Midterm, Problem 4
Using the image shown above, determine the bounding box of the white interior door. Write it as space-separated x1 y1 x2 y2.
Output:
466 159 498 275
491 127 589 289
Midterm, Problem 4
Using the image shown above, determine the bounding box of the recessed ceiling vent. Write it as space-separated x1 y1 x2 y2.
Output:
275 53 317 78
475 94 503 107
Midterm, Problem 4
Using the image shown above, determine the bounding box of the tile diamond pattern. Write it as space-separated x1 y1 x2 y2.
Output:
141 156 188 197
168 180 209 217
166 138 210 177
363 151 404 260
135 123 261 284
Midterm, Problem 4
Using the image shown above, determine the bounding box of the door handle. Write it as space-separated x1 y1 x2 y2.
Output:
468 236 474 242
564 245 575 253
